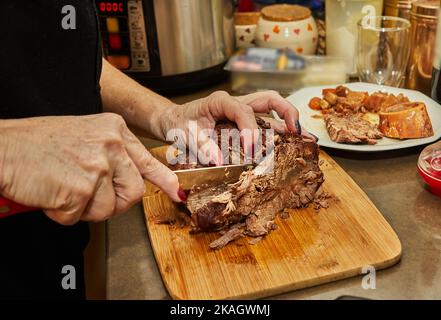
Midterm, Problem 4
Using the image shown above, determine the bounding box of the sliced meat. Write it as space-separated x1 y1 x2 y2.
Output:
324 113 383 144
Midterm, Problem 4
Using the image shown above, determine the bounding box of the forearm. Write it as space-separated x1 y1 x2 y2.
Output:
99 59 176 140
0 118 33 195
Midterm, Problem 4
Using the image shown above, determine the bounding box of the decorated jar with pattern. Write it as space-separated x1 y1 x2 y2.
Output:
255 4 318 54
234 12 261 48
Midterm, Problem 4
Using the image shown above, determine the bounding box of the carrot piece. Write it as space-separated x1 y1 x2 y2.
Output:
308 97 322 110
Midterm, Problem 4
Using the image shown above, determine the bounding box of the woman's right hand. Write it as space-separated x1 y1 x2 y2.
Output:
0 113 181 225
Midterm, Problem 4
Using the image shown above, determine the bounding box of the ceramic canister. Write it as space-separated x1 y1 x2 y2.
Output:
234 12 261 48
256 4 318 55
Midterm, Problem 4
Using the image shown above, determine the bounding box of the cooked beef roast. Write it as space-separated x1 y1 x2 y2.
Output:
324 113 383 145
185 119 324 249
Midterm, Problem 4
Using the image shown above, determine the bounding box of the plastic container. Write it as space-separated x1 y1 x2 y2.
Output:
224 48 347 94
417 141 441 197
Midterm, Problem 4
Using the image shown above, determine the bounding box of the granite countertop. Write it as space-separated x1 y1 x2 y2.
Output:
106 83 441 300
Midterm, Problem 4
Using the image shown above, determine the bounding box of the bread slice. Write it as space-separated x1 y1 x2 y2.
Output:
379 102 434 139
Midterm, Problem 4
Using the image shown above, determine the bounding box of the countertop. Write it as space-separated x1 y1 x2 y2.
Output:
106 83 441 300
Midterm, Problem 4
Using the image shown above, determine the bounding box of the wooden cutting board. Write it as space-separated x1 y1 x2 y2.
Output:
142 147 401 300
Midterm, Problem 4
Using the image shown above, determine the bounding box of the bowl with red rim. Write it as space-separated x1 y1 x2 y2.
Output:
418 141 441 198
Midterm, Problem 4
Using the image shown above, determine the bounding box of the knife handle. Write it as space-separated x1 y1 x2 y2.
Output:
0 197 36 218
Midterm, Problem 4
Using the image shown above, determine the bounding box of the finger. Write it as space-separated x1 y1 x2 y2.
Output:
80 176 117 222
197 130 223 166
44 208 82 226
111 153 146 214
43 181 95 225
236 91 299 133
120 128 181 202
259 117 288 134
299 126 318 142
206 91 259 154
260 117 318 142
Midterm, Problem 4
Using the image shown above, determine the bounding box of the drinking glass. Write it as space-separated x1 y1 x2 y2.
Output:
357 16 411 87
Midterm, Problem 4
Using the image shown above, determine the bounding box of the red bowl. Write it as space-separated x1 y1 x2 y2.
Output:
418 165 441 198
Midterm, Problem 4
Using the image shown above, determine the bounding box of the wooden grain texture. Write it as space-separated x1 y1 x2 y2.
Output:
143 147 401 300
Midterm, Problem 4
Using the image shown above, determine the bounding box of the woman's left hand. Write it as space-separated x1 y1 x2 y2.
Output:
158 90 316 165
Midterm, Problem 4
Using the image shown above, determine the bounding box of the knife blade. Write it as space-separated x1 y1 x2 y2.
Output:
174 164 253 190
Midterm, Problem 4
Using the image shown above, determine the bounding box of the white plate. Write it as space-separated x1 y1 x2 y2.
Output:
282 82 441 152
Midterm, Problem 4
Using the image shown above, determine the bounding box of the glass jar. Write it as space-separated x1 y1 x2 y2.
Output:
430 9 441 102
325 0 384 76
405 0 439 95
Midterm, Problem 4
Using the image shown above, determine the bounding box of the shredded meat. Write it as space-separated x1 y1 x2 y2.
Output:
186 119 324 249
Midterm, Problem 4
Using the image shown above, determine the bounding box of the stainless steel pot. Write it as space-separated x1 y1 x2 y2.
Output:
153 0 235 76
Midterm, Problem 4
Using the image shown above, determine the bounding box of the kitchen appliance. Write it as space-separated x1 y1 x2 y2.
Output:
95 0 235 94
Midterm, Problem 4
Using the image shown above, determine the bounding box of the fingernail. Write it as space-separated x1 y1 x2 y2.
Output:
295 120 302 135
309 132 319 142
208 161 217 167
177 187 187 202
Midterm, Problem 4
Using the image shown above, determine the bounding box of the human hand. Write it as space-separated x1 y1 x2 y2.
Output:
159 90 316 165
0 113 182 225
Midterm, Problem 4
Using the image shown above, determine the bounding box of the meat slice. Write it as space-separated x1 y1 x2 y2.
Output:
186 126 324 248
324 113 383 145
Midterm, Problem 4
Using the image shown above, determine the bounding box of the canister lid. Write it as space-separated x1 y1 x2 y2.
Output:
411 0 439 19
261 4 311 22
385 0 415 9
